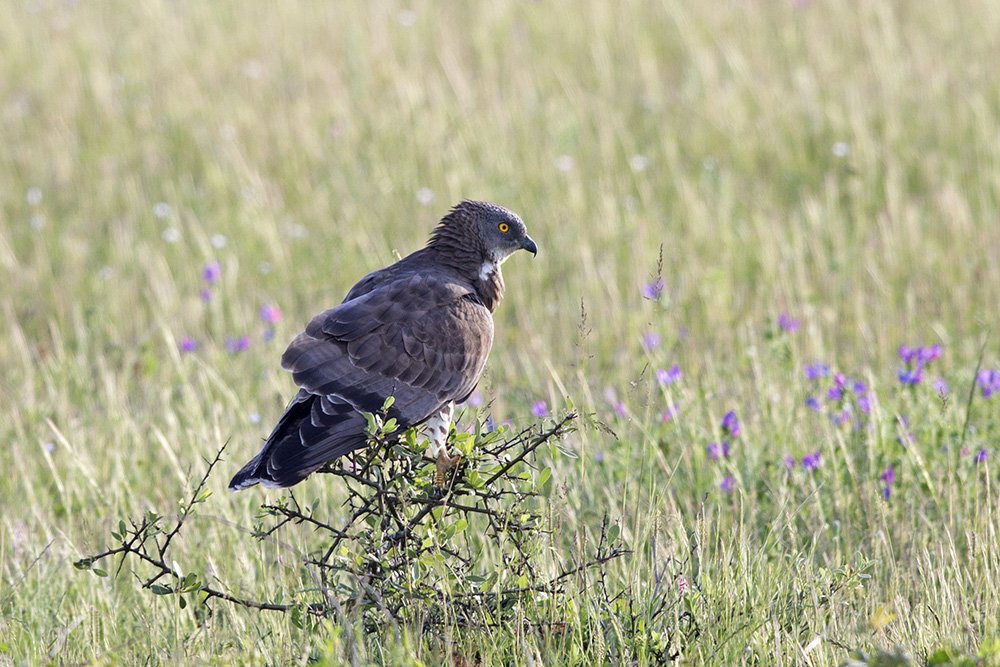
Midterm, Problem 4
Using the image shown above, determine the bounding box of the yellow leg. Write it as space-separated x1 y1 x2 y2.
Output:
435 449 462 487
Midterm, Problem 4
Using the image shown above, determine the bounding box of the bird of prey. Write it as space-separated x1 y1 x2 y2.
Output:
229 200 537 491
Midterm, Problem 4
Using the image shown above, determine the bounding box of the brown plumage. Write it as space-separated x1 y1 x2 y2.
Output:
229 200 536 490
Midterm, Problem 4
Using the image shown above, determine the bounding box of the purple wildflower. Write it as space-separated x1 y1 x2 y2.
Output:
721 411 740 438
642 332 661 351
613 401 628 418
827 386 843 402
259 304 283 324
880 464 895 501
707 441 730 461
806 396 821 411
852 381 867 396
920 345 943 363
933 378 948 397
858 396 871 414
805 363 830 380
656 365 682 386
977 449 987 464
979 371 995 397
200 289 212 303
977 370 1000 397
660 405 678 422
595 452 604 463
778 312 800 332
783 455 796 471
802 451 822 471
531 401 549 418
880 465 895 486
466 392 483 408
720 476 735 493
203 261 222 285
642 277 664 300
831 408 851 426
226 336 251 354
897 344 942 386
179 337 198 353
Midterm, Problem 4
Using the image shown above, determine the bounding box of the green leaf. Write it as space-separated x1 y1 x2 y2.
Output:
364 412 378 434
181 572 199 591
93 568 108 577
382 396 395 412
151 584 172 595
441 518 469 540
556 445 578 459
455 433 474 456
607 523 621 544
467 471 485 489
73 558 93 570
290 604 305 629
537 467 552 489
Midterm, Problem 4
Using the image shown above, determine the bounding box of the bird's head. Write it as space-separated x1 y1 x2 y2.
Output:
430 200 537 266
470 201 537 262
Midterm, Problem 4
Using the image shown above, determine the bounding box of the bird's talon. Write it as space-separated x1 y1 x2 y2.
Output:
434 451 462 487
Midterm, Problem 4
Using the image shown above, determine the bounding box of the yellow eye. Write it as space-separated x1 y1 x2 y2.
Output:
499 223 509 233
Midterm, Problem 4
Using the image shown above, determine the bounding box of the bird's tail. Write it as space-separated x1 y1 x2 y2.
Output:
228 454 265 491
228 390 369 491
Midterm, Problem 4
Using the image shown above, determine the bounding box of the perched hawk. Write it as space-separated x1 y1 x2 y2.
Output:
229 200 536 491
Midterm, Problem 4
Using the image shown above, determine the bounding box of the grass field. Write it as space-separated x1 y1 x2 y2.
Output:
3 1 1000 664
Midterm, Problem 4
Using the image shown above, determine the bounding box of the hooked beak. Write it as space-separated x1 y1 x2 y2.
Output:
521 235 538 256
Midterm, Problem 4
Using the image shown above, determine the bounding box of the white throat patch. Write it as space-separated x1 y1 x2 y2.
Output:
480 248 514 281
479 260 496 281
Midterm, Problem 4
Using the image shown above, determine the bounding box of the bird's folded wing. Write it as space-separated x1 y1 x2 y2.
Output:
280 271 494 428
